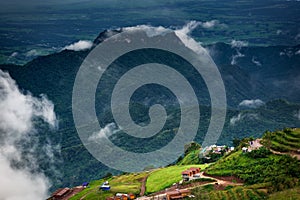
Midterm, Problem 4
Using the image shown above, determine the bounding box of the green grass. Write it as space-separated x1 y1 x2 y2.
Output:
145 164 210 194
178 149 201 165
70 171 149 200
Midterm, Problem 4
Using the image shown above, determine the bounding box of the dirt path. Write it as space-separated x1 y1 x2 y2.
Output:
139 174 149 196
269 149 300 160
140 172 244 200
256 139 300 160
200 172 243 186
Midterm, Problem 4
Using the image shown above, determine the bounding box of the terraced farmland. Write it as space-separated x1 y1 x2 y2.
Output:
262 128 300 153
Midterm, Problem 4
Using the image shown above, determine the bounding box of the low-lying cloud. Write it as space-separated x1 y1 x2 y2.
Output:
88 123 119 141
231 51 244 65
230 40 248 49
63 40 93 51
251 57 262 66
239 99 265 109
0 69 58 200
230 113 259 126
25 49 40 57
199 20 227 29
124 25 171 37
230 40 248 65
123 21 209 56
175 21 206 55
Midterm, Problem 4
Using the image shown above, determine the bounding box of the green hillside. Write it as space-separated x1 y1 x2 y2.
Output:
68 164 209 199
262 128 300 153
203 129 300 198
70 172 150 200
145 164 210 194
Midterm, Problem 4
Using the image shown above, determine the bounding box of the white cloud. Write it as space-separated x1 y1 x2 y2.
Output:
10 52 18 57
279 51 285 56
124 21 208 55
276 30 282 35
279 49 294 57
0 70 58 200
230 40 248 65
88 123 119 141
123 21 217 56
200 20 227 29
25 49 40 57
177 20 201 35
295 49 300 55
238 99 265 109
231 51 244 65
175 21 206 55
124 25 171 37
251 57 262 66
230 40 248 49
230 113 258 126
63 40 93 51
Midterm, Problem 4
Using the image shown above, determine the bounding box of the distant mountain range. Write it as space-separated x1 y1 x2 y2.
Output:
0 30 300 189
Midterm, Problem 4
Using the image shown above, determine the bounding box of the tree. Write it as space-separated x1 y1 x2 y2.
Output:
184 142 201 156
232 138 241 148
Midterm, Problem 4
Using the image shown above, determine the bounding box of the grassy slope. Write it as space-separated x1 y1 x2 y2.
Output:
70 172 149 200
177 149 201 165
70 164 210 199
145 164 210 194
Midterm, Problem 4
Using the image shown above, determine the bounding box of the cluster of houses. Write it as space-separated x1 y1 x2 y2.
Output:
242 139 262 153
106 193 135 200
181 167 201 181
201 145 235 160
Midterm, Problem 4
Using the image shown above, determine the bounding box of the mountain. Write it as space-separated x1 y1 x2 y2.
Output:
0 30 300 189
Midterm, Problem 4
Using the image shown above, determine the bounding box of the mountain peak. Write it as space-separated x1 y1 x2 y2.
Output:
93 29 122 46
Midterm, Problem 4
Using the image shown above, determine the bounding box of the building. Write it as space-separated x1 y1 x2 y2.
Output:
100 181 111 191
181 170 193 181
48 188 71 200
181 167 201 181
82 182 89 187
166 189 191 200
189 167 200 174
107 193 135 200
